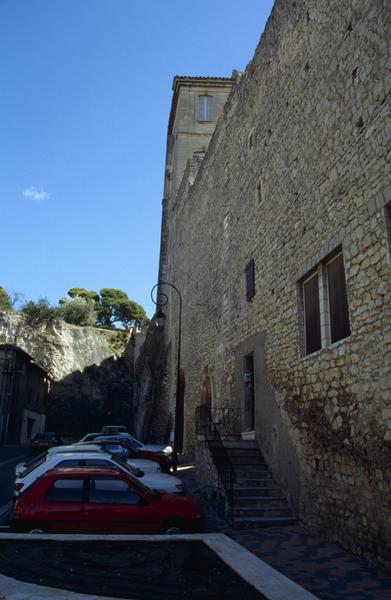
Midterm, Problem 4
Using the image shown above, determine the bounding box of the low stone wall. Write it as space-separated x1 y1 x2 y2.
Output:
195 439 230 521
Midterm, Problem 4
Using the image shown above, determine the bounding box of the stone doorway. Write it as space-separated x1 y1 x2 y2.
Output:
200 374 212 409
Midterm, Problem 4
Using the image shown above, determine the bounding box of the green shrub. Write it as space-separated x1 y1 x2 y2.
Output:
58 296 96 326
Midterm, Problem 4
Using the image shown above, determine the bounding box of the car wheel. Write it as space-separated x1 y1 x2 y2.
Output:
161 520 184 534
28 529 45 534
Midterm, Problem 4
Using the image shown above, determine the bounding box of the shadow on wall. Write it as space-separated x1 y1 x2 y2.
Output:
133 325 171 444
47 356 133 439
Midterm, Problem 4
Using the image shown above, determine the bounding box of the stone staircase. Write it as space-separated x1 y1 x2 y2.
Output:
209 439 296 529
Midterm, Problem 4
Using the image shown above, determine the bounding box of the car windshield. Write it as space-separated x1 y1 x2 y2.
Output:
110 457 158 497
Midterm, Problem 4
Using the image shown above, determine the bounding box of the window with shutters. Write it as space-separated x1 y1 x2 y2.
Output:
245 259 255 302
303 272 321 354
301 249 350 356
326 253 350 343
197 95 213 122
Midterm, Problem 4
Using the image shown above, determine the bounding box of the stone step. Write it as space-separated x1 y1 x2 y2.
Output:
233 487 282 497
235 469 273 479
212 450 264 458
233 516 297 529
222 441 259 449
233 496 288 508
221 447 263 455
233 506 293 518
217 458 267 466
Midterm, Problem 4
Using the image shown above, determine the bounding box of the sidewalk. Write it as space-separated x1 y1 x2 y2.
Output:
178 461 391 600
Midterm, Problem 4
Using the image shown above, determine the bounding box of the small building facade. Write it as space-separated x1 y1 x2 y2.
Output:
157 0 390 567
0 344 50 445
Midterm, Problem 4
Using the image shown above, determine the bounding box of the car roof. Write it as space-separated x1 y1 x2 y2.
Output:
49 452 111 461
48 466 122 477
49 444 102 453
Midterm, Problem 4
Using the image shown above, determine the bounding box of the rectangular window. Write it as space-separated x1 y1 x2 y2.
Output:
245 259 255 302
303 272 321 354
46 479 84 503
327 253 350 343
301 249 350 356
88 478 140 505
197 95 213 121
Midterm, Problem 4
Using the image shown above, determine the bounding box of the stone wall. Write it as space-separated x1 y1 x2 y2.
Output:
162 0 390 567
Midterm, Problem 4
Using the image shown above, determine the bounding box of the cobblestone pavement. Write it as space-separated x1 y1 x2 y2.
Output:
178 461 391 600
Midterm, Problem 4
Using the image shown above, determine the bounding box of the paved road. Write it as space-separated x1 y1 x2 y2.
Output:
0 447 32 524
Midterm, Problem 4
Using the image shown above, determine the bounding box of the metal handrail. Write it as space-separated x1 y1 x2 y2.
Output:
195 405 237 525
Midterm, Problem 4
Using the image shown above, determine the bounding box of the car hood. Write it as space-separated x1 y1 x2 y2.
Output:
126 458 160 472
141 473 185 494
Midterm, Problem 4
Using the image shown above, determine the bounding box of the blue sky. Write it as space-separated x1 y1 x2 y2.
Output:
0 0 274 317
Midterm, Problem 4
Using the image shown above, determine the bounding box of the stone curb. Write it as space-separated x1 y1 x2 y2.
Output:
0 532 320 600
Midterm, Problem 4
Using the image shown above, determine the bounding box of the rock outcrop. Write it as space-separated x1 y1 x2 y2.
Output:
0 312 133 437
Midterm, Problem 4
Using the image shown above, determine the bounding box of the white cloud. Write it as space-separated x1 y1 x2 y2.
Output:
22 185 50 202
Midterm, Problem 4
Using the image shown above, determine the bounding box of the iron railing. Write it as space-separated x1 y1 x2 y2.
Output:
196 405 239 525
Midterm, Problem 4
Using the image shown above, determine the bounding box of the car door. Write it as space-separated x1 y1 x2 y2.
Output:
82 476 160 533
38 477 85 533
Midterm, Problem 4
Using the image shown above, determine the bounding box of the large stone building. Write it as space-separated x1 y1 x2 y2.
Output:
157 0 390 567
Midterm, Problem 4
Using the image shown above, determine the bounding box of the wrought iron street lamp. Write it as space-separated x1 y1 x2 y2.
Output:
151 281 183 472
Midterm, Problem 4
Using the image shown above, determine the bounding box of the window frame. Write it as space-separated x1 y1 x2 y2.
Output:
196 95 214 122
303 270 322 356
300 248 350 357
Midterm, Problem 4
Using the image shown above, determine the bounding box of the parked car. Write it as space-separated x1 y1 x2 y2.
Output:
16 444 161 478
11 467 200 534
113 433 173 456
30 432 63 452
101 425 128 435
79 431 173 457
14 452 185 497
94 436 172 473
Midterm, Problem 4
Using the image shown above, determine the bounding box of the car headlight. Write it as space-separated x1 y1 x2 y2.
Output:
163 445 173 456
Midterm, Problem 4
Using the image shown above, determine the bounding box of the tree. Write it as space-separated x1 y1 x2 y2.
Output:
0 287 11 311
21 297 59 325
68 288 100 304
97 288 149 330
57 296 96 327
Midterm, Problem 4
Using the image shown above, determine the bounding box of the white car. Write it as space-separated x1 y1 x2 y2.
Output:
14 452 185 497
16 445 161 477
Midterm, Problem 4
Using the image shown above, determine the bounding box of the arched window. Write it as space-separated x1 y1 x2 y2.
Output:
197 95 213 121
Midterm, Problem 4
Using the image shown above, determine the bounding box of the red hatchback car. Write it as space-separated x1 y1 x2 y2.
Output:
11 467 201 534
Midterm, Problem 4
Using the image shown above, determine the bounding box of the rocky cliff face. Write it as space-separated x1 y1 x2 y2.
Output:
133 325 171 443
0 312 134 437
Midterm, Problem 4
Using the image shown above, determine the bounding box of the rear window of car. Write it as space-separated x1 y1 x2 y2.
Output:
46 479 84 503
88 478 140 505
19 455 47 478
56 459 83 467
84 459 111 466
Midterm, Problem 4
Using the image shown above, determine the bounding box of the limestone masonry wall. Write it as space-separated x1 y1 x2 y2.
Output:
163 0 390 567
